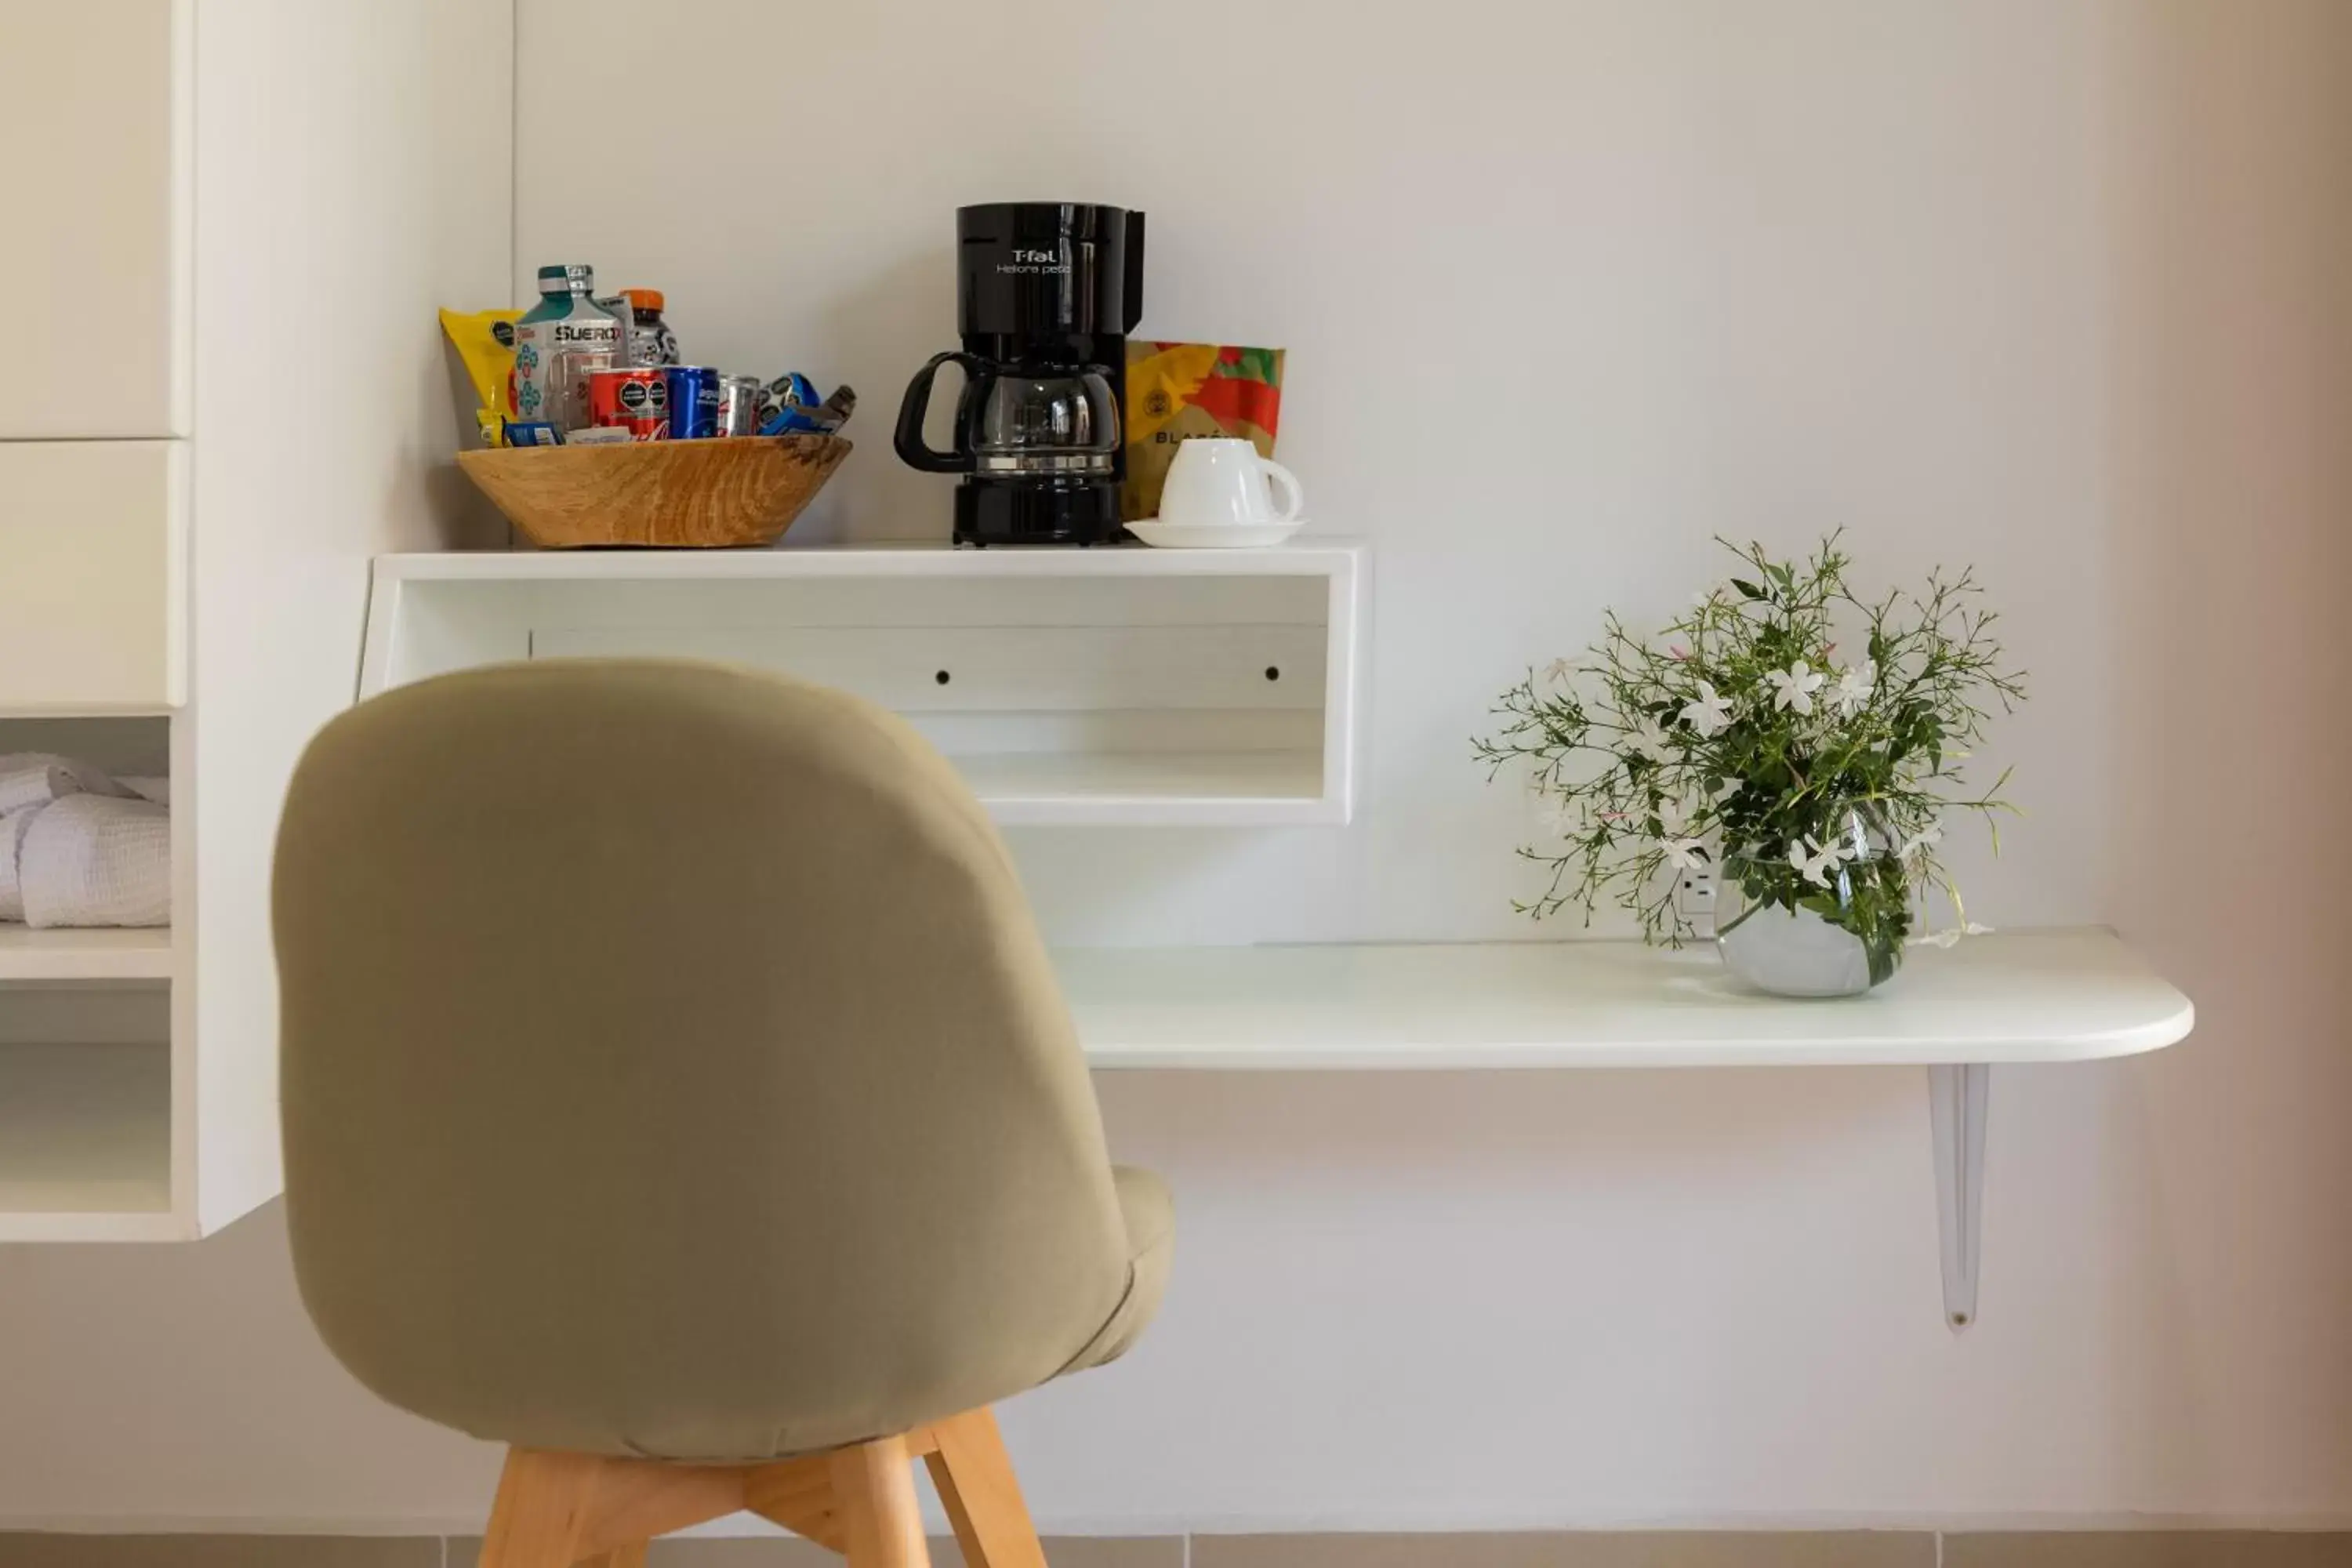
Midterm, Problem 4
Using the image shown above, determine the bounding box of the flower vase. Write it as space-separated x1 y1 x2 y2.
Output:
1716 808 1906 997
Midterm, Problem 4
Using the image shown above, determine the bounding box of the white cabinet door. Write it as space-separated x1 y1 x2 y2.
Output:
0 0 189 438
0 441 186 713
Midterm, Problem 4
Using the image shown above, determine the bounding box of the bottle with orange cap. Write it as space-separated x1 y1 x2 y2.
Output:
602 287 678 368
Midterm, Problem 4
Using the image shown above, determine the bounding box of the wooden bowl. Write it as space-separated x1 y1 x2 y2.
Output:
456 435 851 548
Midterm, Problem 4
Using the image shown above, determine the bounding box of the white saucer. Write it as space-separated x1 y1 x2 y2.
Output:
1128 519 1306 549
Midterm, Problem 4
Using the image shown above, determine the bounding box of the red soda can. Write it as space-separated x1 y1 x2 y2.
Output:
587 366 669 440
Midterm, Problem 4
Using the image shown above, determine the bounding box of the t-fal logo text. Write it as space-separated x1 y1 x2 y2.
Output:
1011 248 1059 263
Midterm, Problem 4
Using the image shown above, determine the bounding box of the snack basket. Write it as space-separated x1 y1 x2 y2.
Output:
455 434 851 548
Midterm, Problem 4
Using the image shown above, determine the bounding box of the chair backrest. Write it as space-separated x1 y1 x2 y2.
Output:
274 659 1131 1461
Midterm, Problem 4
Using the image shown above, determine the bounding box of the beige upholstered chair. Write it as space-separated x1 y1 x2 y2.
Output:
274 660 1173 1568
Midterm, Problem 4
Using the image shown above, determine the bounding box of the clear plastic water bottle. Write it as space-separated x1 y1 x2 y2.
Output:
513 264 623 430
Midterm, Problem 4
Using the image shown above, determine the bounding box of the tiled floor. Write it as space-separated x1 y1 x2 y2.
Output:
1191 1533 1932 1566
2 1532 2349 1566
1941 1535 2352 1568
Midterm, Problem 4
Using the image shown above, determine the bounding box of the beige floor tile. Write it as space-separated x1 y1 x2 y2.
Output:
452 1533 1181 1567
1191 1531 1935 1567
0 1537 438 1568
1942 1533 2352 1568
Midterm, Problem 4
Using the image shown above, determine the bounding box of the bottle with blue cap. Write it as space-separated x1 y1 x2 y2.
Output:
512 263 623 434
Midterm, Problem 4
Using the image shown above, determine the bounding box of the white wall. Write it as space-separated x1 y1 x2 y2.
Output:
0 0 2345 1534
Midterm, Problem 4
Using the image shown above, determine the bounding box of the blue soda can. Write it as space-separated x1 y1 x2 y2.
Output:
663 365 721 439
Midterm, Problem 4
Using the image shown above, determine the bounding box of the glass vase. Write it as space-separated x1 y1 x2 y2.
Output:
1715 808 1907 997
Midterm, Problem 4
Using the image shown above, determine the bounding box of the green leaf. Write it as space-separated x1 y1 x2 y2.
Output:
1732 578 1766 601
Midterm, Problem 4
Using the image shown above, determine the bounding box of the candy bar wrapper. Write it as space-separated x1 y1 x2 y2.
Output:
1121 343 1287 521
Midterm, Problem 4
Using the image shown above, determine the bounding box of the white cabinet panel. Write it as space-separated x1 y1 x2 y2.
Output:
0 0 190 437
0 441 186 713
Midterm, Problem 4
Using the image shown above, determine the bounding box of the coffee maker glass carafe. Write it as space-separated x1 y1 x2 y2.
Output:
976 367 1120 472
894 202 1145 546
897 354 1121 474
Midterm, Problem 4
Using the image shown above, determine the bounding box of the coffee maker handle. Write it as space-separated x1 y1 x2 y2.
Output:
895 351 982 474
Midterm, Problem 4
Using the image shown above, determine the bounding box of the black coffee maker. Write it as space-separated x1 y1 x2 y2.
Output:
895 201 1145 546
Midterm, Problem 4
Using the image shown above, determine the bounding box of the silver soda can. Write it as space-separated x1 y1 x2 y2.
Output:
715 374 765 437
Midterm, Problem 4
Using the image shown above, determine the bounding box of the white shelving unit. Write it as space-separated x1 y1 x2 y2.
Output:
1054 927 2190 1330
359 545 1363 827
0 1 513 1243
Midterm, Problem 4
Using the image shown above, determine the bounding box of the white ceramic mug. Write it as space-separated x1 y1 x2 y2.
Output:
1156 438 1305 528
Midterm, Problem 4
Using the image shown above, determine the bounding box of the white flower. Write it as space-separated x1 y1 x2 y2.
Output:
1660 836 1708 872
1766 660 1826 715
1833 659 1876 716
1679 680 1734 737
1541 658 1574 688
1711 775 1745 805
1896 823 1943 862
1785 835 1852 890
1539 794 1579 836
1909 921 1994 949
1628 720 1675 762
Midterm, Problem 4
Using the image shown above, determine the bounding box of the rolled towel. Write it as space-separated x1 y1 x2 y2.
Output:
0 753 131 816
0 808 33 923
20 794 171 928
118 775 171 807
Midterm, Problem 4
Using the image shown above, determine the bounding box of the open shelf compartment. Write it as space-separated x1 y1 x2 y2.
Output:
361 546 1363 826
0 984 176 1240
0 713 183 1240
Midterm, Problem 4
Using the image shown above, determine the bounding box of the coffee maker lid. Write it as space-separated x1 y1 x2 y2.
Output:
956 201 1145 341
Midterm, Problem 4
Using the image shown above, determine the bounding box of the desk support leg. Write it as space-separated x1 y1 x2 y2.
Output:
1929 1062 1989 1332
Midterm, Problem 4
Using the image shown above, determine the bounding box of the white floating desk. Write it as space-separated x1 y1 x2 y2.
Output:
1057 929 2190 1330
1058 928 2186 1070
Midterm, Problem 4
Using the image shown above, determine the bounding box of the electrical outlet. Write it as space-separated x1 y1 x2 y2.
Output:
1675 861 1719 938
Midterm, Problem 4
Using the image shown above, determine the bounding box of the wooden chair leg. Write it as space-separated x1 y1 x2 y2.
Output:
830 1432 931 1568
477 1446 746 1568
477 1450 603 1568
924 1408 1047 1568
746 1450 847 1552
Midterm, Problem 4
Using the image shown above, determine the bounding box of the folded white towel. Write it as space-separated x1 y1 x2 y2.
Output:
118 775 171 807
0 808 33 923
20 794 172 928
0 753 129 816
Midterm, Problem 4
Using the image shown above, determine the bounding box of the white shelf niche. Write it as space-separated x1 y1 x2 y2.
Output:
360 545 1363 826
0 985 176 1241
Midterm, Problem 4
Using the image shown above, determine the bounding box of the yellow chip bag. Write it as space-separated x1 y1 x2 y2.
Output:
439 308 522 447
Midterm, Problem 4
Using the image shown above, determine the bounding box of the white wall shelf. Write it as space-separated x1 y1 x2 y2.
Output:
359 545 1363 827
0 928 175 985
1056 928 2191 1330
1054 927 2187 1070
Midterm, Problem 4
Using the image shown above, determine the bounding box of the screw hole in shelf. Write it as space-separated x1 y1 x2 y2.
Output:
1265 666 1281 682
935 670 952 685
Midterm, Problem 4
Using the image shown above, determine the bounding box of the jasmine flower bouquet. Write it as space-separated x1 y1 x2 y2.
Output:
1474 535 2025 982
